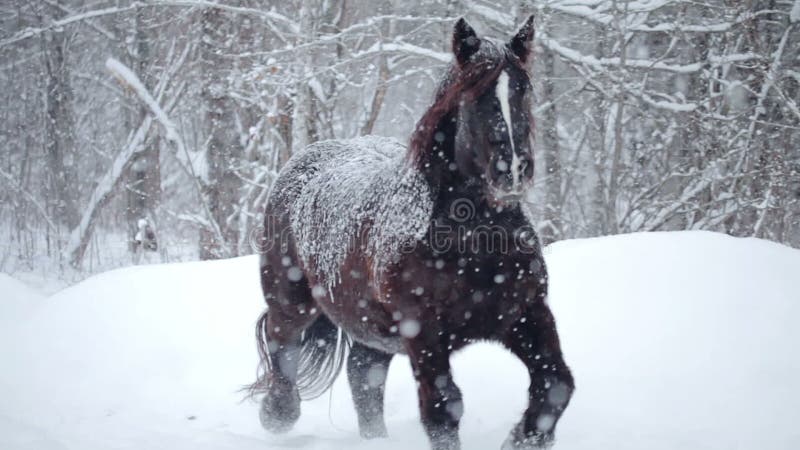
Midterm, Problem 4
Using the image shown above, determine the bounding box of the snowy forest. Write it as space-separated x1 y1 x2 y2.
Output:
2 0 799 277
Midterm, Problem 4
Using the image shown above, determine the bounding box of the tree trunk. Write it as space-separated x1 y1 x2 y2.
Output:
41 27 78 233
199 6 243 259
124 6 161 255
606 0 629 235
539 43 562 245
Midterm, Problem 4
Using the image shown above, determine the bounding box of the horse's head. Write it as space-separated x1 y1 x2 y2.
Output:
450 16 536 204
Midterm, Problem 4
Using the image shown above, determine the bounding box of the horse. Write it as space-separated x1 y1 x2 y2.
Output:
249 16 574 450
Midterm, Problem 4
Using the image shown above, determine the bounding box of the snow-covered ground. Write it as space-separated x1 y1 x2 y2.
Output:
1 231 799 450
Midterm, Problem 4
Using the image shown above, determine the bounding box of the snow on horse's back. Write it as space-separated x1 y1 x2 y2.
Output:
274 136 433 289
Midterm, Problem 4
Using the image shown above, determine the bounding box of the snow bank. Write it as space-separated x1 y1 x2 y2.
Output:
0 231 798 450
0 273 45 324
547 231 800 449
0 273 44 303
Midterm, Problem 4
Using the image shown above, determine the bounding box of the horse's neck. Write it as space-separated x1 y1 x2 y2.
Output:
418 112 457 185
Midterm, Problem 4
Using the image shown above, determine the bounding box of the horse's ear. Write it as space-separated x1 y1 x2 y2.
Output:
453 18 481 66
508 15 535 63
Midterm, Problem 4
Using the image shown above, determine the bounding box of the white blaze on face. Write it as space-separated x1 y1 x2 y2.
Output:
495 70 521 190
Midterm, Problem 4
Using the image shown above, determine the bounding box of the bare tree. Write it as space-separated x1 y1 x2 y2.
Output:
0 0 797 277
198 6 244 259
123 6 161 257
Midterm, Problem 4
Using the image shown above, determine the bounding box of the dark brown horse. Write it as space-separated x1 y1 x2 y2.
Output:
249 16 573 450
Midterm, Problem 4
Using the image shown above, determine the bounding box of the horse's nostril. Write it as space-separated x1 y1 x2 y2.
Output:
490 159 514 187
519 157 533 179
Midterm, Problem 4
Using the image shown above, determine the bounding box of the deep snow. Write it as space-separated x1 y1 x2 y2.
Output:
1 231 799 450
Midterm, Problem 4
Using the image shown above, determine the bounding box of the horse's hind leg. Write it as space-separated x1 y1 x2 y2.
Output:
502 301 574 449
256 254 319 433
347 341 394 439
256 309 310 433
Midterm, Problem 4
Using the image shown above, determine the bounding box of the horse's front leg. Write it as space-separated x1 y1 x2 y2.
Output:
405 332 463 450
502 301 574 449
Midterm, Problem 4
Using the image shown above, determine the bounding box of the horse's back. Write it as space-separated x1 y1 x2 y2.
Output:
268 136 401 205
266 136 433 289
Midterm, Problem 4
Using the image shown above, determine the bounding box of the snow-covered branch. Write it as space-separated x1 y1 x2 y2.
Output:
540 35 762 74
356 41 451 63
104 57 226 251
67 115 156 267
0 0 299 49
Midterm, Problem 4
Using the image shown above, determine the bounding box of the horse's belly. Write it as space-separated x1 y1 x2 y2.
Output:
313 283 406 355
325 305 405 354
347 327 405 354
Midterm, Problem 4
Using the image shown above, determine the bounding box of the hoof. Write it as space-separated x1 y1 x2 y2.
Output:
428 429 460 450
359 422 388 439
501 437 553 450
501 424 554 450
259 385 300 434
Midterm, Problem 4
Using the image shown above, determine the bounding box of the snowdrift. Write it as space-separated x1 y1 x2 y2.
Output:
1 231 799 450
0 274 44 326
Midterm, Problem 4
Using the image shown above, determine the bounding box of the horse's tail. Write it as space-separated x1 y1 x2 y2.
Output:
295 314 350 399
247 309 350 400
